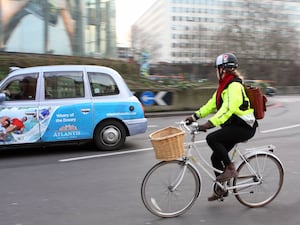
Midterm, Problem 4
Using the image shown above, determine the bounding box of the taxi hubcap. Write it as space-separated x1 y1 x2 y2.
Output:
103 127 120 144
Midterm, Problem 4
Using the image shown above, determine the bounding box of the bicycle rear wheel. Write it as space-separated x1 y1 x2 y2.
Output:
233 153 284 207
141 160 200 218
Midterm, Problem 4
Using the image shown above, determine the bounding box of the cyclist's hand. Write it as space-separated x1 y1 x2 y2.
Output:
197 125 207 132
185 114 199 125
185 117 194 125
197 121 214 132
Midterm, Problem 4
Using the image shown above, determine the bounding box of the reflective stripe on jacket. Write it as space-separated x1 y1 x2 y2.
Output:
194 81 254 127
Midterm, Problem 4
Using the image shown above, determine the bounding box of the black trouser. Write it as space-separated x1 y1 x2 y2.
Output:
206 117 257 176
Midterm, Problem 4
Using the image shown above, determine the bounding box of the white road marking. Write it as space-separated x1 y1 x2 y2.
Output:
147 125 158 128
59 122 300 162
59 140 206 162
59 147 153 162
260 123 300 133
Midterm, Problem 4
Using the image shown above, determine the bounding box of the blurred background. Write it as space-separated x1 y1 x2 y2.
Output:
0 0 299 86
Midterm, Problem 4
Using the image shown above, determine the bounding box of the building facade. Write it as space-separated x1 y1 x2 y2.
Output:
132 0 300 65
0 0 116 58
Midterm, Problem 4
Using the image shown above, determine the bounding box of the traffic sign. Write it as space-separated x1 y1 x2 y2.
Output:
134 91 172 106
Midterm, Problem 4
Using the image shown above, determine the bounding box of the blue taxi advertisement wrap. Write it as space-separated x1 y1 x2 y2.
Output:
42 104 91 142
0 65 147 151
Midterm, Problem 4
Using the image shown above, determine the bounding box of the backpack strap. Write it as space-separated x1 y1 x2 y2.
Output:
240 86 249 111
229 78 249 110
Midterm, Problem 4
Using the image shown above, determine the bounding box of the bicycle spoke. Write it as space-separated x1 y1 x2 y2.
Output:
233 153 284 207
141 160 200 217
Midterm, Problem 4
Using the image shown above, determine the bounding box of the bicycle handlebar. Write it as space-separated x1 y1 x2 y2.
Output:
178 120 202 135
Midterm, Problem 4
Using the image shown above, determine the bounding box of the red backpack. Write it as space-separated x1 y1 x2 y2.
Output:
244 85 268 120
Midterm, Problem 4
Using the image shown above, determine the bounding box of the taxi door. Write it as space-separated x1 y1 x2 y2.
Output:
39 70 93 142
0 73 40 144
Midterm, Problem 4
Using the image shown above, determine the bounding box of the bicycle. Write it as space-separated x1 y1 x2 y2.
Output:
141 121 284 218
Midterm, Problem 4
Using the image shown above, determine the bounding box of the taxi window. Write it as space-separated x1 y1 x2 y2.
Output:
0 73 38 101
44 71 84 99
88 72 119 96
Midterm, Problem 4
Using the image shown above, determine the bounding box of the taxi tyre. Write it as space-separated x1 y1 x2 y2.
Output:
93 120 126 151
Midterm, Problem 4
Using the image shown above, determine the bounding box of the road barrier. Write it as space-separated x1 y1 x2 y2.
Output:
134 86 300 113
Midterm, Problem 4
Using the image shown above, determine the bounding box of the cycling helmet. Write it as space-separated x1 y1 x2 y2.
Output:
215 53 238 69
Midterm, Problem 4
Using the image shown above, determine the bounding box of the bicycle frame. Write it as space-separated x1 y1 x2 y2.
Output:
177 121 276 193
141 121 284 217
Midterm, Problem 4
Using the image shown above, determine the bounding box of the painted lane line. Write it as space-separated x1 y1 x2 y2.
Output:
59 147 153 162
260 123 300 133
59 140 206 162
59 122 300 163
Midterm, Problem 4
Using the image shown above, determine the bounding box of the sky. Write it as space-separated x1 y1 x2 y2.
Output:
115 0 156 46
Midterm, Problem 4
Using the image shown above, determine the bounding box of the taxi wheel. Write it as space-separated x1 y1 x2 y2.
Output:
94 120 126 151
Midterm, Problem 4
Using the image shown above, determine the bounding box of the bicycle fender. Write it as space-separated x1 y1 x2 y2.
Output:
186 160 202 198
236 150 284 173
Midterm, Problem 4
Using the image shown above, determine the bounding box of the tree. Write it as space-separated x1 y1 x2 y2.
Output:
209 0 300 85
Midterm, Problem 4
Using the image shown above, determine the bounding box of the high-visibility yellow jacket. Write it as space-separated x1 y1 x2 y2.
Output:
194 81 255 127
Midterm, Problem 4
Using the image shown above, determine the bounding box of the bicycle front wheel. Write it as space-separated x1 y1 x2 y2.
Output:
141 160 201 218
233 153 284 208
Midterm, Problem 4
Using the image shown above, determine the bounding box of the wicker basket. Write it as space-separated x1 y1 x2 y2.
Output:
149 126 185 161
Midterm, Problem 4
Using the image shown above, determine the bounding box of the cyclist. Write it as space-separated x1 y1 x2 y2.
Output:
185 53 258 201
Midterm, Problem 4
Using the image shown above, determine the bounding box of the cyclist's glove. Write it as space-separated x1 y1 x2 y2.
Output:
197 120 214 132
185 113 199 125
